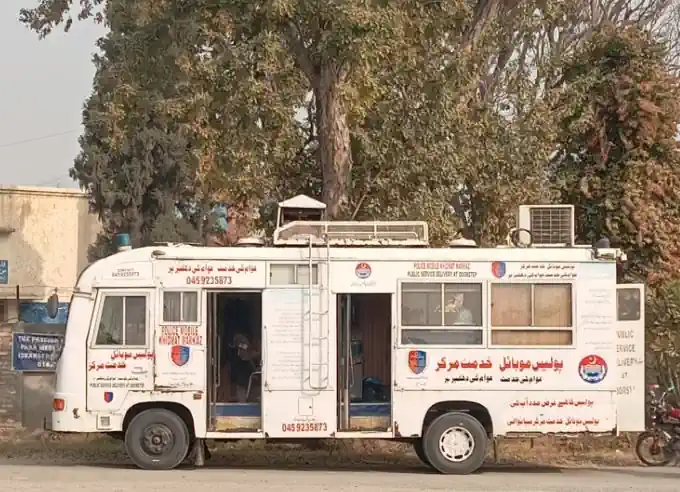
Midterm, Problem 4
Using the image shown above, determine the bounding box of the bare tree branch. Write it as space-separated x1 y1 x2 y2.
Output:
282 22 315 79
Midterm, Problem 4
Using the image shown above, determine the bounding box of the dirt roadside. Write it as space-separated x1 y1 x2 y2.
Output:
0 427 645 469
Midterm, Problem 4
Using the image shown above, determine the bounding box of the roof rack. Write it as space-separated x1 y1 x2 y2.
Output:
273 220 429 247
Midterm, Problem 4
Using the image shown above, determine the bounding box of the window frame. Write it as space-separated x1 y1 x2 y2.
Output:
160 289 201 325
488 280 576 348
268 263 320 287
616 286 642 322
90 289 151 349
397 279 486 347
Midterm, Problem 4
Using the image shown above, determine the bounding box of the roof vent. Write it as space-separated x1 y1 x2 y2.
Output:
449 238 477 248
235 237 265 247
276 194 326 228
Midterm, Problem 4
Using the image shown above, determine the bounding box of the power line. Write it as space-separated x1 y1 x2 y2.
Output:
0 129 79 149
35 173 78 187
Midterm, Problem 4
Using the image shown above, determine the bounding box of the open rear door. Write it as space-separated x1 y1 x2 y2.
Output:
261 287 336 437
615 284 645 432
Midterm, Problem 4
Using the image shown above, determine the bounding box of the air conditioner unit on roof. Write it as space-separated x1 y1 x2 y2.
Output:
517 205 575 247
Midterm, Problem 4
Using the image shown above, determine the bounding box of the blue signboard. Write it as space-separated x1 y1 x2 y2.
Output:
12 333 64 372
0 260 7 284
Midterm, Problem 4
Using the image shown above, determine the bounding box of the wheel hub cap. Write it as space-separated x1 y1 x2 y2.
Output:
142 424 174 456
439 426 475 463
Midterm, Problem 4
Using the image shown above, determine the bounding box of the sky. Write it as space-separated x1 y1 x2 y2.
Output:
0 1 107 189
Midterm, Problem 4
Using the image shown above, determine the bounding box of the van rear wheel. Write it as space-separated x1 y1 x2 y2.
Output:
422 412 487 475
125 409 190 470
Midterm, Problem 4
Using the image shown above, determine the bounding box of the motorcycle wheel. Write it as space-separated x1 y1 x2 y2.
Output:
635 430 673 466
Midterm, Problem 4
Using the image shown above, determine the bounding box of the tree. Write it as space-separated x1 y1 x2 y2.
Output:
21 1 680 249
551 25 680 282
20 0 519 220
479 1 677 107
67 2 235 259
344 1 680 244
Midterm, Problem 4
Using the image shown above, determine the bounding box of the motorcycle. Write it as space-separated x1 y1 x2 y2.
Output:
635 383 680 466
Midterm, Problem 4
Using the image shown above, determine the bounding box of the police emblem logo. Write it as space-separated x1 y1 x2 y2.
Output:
355 262 372 280
578 354 607 384
491 261 506 279
408 350 427 375
104 391 114 403
170 345 191 367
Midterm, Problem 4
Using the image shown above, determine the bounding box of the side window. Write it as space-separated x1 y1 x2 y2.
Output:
617 288 641 321
490 283 573 346
163 291 199 323
400 282 483 345
269 264 319 285
94 295 147 346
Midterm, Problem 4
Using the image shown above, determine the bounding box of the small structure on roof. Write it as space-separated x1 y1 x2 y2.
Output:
276 194 326 228
272 194 429 247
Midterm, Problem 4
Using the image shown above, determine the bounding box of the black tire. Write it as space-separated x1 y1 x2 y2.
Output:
422 412 487 475
635 430 673 467
413 439 433 468
185 438 195 463
125 409 190 470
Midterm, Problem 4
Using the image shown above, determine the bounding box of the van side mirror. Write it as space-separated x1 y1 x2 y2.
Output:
46 292 59 319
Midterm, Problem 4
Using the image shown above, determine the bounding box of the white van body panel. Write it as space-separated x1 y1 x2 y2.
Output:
51 245 644 439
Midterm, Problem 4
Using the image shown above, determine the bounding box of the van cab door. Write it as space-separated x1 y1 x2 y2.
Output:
86 289 155 412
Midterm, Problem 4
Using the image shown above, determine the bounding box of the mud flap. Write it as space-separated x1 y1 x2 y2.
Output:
191 439 206 467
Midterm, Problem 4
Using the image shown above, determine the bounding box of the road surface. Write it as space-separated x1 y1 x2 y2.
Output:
1 463 679 491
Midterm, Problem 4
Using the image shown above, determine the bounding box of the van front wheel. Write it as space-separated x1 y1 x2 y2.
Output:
422 412 487 475
125 409 190 470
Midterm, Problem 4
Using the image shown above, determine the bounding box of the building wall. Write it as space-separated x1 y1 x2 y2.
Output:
0 299 19 425
0 186 101 426
0 186 101 300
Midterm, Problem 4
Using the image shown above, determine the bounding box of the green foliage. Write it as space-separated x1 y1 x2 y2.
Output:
550 25 680 385
23 1 548 236
648 281 680 395
72 17 210 260
551 26 680 283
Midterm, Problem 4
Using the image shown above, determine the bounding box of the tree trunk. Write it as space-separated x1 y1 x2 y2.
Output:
314 64 352 219
463 0 504 51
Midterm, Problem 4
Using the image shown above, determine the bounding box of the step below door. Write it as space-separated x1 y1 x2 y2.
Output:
261 287 335 437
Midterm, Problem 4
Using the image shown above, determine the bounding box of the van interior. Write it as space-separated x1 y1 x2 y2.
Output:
206 291 392 433
337 293 392 432
207 291 262 432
